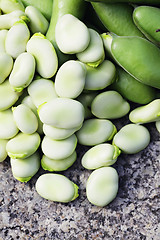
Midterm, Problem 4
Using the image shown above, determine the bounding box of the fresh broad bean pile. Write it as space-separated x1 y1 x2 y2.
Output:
1 0 160 207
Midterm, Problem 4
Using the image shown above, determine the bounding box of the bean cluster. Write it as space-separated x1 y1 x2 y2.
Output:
1 0 160 207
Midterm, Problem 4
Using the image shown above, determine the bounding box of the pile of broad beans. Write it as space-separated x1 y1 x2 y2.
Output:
1 0 160 207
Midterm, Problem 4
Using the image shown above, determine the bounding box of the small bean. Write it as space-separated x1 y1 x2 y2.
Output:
41 151 77 172
36 173 79 202
86 167 119 207
55 14 90 54
113 124 150 154
41 134 77 160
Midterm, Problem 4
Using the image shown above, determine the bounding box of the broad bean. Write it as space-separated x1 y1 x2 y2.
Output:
5 20 30 59
0 109 19 139
25 6 49 34
9 52 35 92
27 33 58 78
76 28 105 67
55 14 90 54
10 152 40 182
41 134 77 160
12 104 38 134
86 167 119 207
36 173 79 202
84 60 116 91
55 60 86 99
38 98 84 129
129 99 160 123
0 53 13 84
43 124 82 140
76 119 117 146
91 90 130 119
113 124 150 154
41 151 77 172
6 132 41 159
28 78 58 108
0 80 20 111
82 143 121 170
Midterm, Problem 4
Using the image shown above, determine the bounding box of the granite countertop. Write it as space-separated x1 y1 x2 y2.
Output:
0 120 160 240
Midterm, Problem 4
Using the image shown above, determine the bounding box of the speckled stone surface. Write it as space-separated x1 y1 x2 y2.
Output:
0 121 160 240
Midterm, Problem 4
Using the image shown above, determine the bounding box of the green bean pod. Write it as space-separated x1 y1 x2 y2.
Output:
109 34 160 89
133 6 160 46
110 66 157 104
91 2 143 37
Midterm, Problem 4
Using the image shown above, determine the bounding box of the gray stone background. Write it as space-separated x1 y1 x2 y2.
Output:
0 120 160 240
